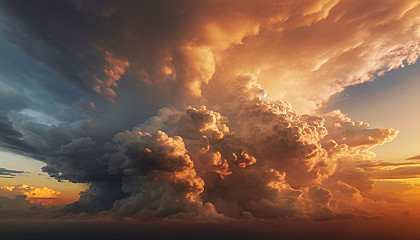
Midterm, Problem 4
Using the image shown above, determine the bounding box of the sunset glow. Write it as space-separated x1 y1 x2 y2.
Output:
1 184 62 205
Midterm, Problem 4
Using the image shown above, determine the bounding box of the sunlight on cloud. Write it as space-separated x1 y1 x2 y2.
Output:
1 184 61 206
0 0 418 223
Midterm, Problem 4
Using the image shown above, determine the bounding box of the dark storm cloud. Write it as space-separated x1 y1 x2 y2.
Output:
0 0 107 98
0 87 38 155
0 116 38 155
0 0 215 216
64 178 127 214
41 137 107 183
0 168 24 178
0 0 168 157
0 0 202 102
0 17 91 157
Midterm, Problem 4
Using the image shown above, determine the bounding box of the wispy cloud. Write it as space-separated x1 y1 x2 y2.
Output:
372 166 420 179
0 167 24 178
407 155 420 160
356 160 420 180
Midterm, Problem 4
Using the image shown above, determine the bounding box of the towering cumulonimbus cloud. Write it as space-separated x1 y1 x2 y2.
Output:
92 77 396 220
0 0 418 221
46 77 398 220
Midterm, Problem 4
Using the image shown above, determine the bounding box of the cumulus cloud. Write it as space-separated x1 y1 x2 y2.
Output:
48 77 396 220
1 184 61 206
0 0 418 222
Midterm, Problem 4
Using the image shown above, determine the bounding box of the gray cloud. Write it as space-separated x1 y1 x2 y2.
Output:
0 168 24 178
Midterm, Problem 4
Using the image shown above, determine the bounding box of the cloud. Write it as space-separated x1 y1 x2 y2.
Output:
0 184 61 206
371 166 420 179
373 181 414 194
58 77 394 220
209 0 420 112
0 194 60 220
352 158 420 180
407 155 420 160
4 0 417 111
0 195 35 210
92 50 130 102
357 160 420 168
0 168 24 178
0 0 417 222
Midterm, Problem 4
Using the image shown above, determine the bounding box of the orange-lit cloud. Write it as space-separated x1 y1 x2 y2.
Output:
96 77 402 220
354 159 420 180
407 155 420 160
215 0 420 113
92 50 130 102
1 184 61 206
118 0 419 113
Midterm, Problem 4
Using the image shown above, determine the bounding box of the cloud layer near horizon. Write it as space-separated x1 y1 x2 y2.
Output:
0 0 419 221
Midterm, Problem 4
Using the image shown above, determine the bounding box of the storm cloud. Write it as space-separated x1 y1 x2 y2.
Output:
0 0 418 221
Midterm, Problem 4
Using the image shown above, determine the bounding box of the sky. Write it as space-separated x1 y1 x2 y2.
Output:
325 62 420 161
0 0 419 239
